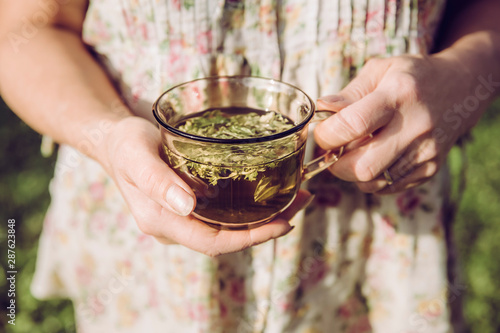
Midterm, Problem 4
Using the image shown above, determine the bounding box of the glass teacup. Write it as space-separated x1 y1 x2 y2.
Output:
153 76 342 230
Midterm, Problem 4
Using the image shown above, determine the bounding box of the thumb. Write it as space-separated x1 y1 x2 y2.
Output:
314 58 394 149
134 142 196 217
112 118 196 217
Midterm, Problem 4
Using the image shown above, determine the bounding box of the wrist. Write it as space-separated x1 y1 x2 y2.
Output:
432 31 500 89
430 34 500 135
73 101 134 172
95 115 160 176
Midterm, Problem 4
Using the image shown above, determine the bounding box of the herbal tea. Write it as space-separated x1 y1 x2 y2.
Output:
163 107 304 226
154 76 343 229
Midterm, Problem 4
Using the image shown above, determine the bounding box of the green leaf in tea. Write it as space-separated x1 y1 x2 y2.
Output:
169 108 297 185
163 107 304 224
177 109 294 139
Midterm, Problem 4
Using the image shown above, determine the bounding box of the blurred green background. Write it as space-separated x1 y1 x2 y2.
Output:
1 97 500 333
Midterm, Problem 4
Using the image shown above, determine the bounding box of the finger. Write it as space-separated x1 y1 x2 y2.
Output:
158 211 292 257
316 95 351 112
117 177 195 242
314 58 394 150
317 57 390 111
388 137 441 182
375 161 439 195
314 91 396 150
317 58 391 112
344 133 374 152
326 112 405 182
146 190 312 256
129 149 195 216
119 123 196 217
354 142 440 194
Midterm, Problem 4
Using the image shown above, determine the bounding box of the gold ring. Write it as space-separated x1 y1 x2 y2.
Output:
383 170 394 186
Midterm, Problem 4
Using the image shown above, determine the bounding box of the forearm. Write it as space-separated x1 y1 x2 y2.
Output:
433 0 500 111
0 26 132 166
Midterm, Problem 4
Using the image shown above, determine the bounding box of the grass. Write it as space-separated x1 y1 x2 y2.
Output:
452 100 500 333
0 98 75 333
1 97 500 333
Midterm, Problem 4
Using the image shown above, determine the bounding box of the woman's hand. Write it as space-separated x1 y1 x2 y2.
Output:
102 116 309 256
314 54 496 194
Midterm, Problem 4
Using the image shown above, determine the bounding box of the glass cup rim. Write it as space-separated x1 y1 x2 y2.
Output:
152 75 315 144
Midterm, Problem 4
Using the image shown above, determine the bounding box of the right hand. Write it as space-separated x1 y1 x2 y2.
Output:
101 116 310 257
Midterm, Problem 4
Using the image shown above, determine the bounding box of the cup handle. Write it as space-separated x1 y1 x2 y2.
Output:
302 110 344 181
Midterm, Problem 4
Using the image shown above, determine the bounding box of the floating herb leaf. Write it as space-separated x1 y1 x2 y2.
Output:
177 109 294 139
167 108 297 185
163 107 306 223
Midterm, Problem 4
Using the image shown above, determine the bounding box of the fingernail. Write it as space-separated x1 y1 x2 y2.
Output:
318 95 344 104
165 184 195 216
283 225 295 236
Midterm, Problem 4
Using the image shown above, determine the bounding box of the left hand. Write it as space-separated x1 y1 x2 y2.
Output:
102 116 311 257
314 54 487 194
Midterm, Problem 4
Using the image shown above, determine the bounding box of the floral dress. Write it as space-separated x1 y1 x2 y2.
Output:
32 1 456 332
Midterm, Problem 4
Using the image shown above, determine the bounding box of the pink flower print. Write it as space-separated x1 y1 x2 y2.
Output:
299 257 328 291
121 9 135 31
365 9 384 35
167 39 188 78
117 213 128 230
69 218 78 228
259 5 273 19
418 298 445 319
172 0 181 11
396 189 421 216
181 84 204 112
190 85 203 108
277 299 292 312
219 301 228 318
196 30 212 55
140 24 148 40
346 315 372 333
386 0 397 14
219 80 230 100
380 215 396 239
338 297 362 319
187 303 210 321
76 265 93 286
137 233 154 250
148 283 159 308
85 17 112 44
86 295 105 317
117 259 133 276
89 182 105 201
369 245 392 261
77 194 91 211
89 212 106 233
259 5 276 35
284 4 300 25
131 91 142 105
187 271 199 284
117 294 139 327
229 277 246 304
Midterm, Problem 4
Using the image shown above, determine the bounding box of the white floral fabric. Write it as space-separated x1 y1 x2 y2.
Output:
32 1 454 332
